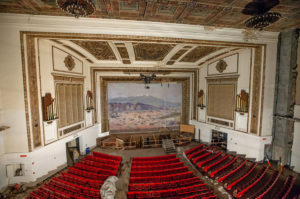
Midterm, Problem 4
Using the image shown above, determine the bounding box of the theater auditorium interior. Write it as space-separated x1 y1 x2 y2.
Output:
0 0 300 198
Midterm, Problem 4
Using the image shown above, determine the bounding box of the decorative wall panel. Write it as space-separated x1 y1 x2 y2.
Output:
207 84 235 120
208 53 238 76
27 36 42 149
235 112 248 132
52 46 83 74
55 83 84 128
250 47 262 134
43 120 58 144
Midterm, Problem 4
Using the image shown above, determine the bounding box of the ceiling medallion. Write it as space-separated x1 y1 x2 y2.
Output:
56 0 96 18
245 12 281 30
64 55 75 71
216 60 227 73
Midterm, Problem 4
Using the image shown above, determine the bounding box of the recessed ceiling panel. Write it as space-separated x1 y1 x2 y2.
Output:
180 46 224 62
71 40 117 61
133 43 174 61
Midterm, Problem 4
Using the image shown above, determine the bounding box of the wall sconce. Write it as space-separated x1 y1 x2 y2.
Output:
197 90 205 109
86 90 94 111
42 93 58 122
236 90 249 114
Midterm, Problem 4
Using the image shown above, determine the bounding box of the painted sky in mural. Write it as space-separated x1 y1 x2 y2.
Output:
108 83 182 133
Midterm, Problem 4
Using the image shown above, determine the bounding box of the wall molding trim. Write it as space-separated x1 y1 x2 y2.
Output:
0 14 279 44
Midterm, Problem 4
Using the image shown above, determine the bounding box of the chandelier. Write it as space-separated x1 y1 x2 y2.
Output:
244 12 281 30
140 73 156 89
56 0 96 18
242 0 281 30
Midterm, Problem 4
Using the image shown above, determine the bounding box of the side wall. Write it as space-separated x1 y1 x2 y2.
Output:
0 124 104 189
291 38 300 172
194 45 277 161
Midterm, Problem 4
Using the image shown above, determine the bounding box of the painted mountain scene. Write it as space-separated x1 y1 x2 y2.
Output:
108 83 182 133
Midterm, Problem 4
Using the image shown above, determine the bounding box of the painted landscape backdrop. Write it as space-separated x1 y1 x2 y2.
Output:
108 83 182 133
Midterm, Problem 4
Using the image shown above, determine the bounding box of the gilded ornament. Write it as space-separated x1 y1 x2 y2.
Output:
64 55 75 71
216 60 227 73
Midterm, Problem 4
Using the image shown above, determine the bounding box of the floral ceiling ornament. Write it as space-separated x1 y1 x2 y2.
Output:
56 0 96 18
64 55 75 71
216 60 227 73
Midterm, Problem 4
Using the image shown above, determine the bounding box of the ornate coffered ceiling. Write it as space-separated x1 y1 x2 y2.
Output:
0 0 299 32
53 39 239 67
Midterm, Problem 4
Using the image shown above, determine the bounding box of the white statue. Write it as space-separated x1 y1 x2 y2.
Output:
100 176 119 199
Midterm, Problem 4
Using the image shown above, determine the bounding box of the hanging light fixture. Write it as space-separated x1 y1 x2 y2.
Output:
244 12 281 30
242 0 281 30
140 73 156 89
56 0 96 18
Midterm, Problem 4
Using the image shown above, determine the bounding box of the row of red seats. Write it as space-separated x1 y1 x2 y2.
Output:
218 160 247 182
59 172 104 189
272 175 295 199
130 171 195 183
204 154 230 172
80 159 119 171
129 177 203 191
255 170 281 199
28 151 122 199
74 162 117 176
188 146 210 160
31 186 71 199
182 192 217 199
44 184 91 199
131 157 180 166
191 151 212 164
131 161 184 172
132 154 176 162
85 155 120 166
185 145 297 199
209 157 237 178
184 144 205 157
68 167 110 181
130 166 188 177
233 165 269 197
50 178 100 198
128 184 209 199
197 152 222 168
93 151 122 161
225 162 257 190
129 154 217 199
